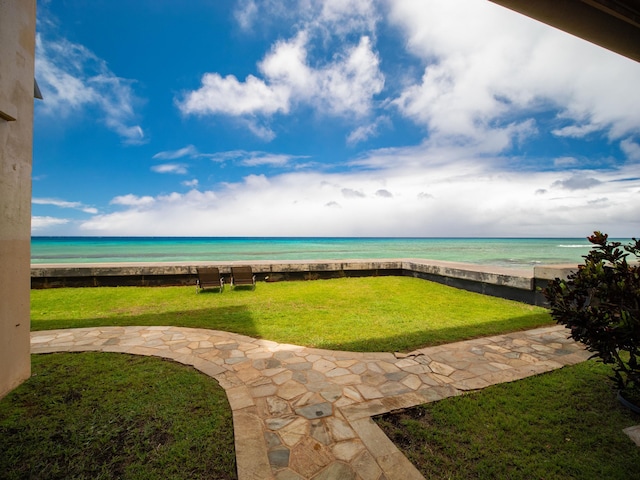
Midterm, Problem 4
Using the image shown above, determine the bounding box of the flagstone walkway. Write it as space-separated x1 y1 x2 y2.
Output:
31 325 589 480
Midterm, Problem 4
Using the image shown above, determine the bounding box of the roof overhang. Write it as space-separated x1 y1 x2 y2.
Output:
489 0 640 62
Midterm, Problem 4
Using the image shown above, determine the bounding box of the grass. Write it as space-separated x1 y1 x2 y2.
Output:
375 360 640 479
14 277 640 477
31 276 552 352
0 352 236 480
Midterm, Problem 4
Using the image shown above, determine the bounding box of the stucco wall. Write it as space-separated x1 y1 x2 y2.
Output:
0 0 36 398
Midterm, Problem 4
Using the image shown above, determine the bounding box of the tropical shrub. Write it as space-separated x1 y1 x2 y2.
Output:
543 232 640 392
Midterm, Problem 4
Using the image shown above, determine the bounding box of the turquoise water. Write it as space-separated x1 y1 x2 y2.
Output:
30 237 621 268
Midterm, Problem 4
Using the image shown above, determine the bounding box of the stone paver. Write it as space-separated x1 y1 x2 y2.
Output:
624 425 640 446
31 325 589 479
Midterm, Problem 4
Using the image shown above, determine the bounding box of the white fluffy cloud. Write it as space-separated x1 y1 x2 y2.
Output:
178 7 384 139
347 116 390 145
203 150 311 168
73 142 640 237
32 197 97 214
151 164 188 175
187 0 640 150
179 34 383 122
179 73 291 117
153 145 198 160
182 179 199 188
32 216 70 231
110 194 155 207
35 34 145 145
239 155 295 167
234 0 379 36
388 0 640 145
621 139 640 162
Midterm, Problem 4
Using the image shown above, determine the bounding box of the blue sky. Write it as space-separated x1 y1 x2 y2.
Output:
32 0 640 237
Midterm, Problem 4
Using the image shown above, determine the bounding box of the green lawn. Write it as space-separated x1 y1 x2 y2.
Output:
375 360 640 479
15 277 636 479
31 276 552 352
0 352 236 480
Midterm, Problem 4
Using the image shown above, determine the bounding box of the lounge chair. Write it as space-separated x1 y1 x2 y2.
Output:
231 266 256 289
196 267 224 293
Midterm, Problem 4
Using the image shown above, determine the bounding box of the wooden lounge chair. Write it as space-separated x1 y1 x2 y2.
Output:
196 267 224 293
231 266 256 290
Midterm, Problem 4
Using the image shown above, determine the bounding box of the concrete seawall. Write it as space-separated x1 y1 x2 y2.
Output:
31 259 579 306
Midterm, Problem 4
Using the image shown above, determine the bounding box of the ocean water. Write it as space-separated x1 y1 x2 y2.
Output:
30 237 625 269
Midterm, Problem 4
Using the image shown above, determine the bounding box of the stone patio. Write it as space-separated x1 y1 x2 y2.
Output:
31 325 590 479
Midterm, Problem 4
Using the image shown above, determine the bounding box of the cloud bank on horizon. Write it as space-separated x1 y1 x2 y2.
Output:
32 0 640 237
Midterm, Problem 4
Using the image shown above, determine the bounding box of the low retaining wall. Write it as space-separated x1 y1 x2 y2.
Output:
30 259 579 306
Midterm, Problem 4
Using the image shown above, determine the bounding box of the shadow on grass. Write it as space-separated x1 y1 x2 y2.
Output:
31 305 260 339
318 313 556 353
196 287 224 294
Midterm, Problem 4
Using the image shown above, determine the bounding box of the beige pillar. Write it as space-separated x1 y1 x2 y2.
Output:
0 0 36 398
